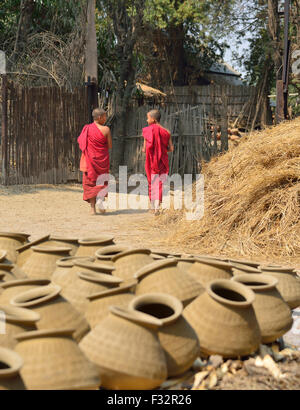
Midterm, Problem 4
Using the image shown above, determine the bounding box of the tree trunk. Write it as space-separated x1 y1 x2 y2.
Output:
11 0 35 64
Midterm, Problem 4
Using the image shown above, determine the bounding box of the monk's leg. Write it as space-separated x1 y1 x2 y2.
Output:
90 197 96 215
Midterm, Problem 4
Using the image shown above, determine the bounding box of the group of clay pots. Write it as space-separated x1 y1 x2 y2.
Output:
0 232 300 390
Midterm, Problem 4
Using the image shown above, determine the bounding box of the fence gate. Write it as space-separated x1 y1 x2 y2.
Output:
1 80 89 185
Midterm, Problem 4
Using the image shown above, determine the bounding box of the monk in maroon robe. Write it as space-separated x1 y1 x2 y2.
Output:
78 108 112 215
142 109 174 215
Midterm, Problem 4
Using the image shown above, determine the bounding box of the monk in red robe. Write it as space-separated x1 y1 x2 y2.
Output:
78 108 112 215
142 109 174 215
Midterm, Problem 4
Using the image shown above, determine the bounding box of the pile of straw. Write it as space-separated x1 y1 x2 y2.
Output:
155 117 300 263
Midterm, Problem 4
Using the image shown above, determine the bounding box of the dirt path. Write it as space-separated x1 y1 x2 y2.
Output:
0 184 171 253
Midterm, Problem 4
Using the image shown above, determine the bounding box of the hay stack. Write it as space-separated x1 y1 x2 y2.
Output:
155 118 300 263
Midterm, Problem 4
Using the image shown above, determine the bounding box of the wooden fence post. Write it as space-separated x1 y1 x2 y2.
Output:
1 74 8 185
220 86 229 152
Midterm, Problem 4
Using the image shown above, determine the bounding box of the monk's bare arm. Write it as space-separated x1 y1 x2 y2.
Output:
142 138 146 153
107 128 112 149
168 135 174 152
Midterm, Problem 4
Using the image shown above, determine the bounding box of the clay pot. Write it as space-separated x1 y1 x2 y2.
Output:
95 245 130 267
187 257 233 287
129 293 200 377
79 306 167 390
16 235 50 268
232 274 293 343
75 236 115 257
183 279 261 358
22 245 72 280
0 304 40 349
231 262 262 276
44 236 79 256
10 284 90 342
259 266 300 309
85 280 137 329
0 279 51 304
0 233 30 263
111 248 154 281
51 256 94 285
15 329 101 390
135 259 203 306
0 347 26 390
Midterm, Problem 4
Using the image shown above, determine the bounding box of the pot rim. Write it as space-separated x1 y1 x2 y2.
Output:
0 232 30 242
134 258 178 280
195 254 228 261
175 257 196 263
49 236 78 243
150 250 182 257
15 328 75 342
0 250 7 262
0 347 24 378
207 279 255 307
0 263 14 272
193 257 233 270
129 293 183 325
73 260 115 272
0 278 51 290
16 235 50 253
56 256 94 268
11 284 62 308
87 279 137 301
150 253 166 260
77 271 123 285
111 248 152 262
31 245 72 254
228 258 261 267
78 236 114 246
0 304 40 324
109 305 163 328
231 273 279 291
231 262 262 273
260 265 296 273
95 245 130 259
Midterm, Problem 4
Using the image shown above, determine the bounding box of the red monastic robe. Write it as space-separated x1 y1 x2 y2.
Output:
142 124 170 201
77 123 110 202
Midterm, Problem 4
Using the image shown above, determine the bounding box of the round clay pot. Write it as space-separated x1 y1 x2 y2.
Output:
259 267 300 309
231 262 262 276
0 233 30 263
75 236 115 257
85 280 137 329
187 257 233 287
0 304 40 349
51 256 95 286
0 347 26 390
22 245 72 280
16 235 50 268
95 245 130 267
134 259 203 306
79 306 167 390
15 329 101 390
183 279 261 358
129 293 200 377
10 284 90 342
44 236 79 256
0 279 51 304
232 274 293 343
111 248 154 280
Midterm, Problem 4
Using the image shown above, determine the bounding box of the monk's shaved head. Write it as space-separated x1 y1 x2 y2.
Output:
148 109 161 123
92 108 106 120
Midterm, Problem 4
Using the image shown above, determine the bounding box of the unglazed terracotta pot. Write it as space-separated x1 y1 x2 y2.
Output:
134 259 203 306
75 236 115 257
51 256 95 286
16 235 50 268
44 236 79 256
11 284 90 342
79 306 167 390
183 279 261 358
129 293 200 377
232 274 293 343
0 347 26 390
0 304 40 349
95 245 130 267
259 266 300 309
22 245 72 279
111 248 154 280
231 262 262 276
0 279 51 304
85 280 137 329
15 329 101 390
187 257 233 287
0 233 30 263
